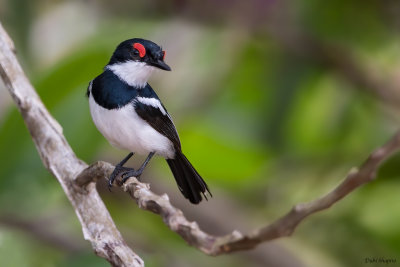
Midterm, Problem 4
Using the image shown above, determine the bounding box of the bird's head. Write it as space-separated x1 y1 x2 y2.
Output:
107 38 171 87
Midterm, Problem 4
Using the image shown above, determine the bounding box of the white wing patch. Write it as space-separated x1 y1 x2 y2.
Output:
136 97 167 115
107 61 155 88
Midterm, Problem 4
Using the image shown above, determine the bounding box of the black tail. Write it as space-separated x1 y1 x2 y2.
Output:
167 151 211 204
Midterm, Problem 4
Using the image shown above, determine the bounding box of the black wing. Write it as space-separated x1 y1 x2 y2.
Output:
134 99 181 150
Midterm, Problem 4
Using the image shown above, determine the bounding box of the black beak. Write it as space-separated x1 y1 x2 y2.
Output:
149 59 171 71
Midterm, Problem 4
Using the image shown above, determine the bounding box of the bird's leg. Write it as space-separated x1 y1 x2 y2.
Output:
121 152 155 183
108 152 135 189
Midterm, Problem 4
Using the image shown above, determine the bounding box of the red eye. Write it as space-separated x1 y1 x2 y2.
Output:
133 43 146 58
162 50 166 60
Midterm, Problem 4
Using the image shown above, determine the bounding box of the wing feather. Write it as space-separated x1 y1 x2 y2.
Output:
134 98 181 150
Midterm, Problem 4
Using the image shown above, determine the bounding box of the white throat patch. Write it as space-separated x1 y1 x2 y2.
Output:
107 61 155 88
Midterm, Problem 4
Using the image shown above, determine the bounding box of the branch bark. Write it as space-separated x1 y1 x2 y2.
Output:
0 22 143 267
1 17 400 265
76 129 400 255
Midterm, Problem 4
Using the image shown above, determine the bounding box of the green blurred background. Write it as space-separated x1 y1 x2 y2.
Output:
1 0 400 266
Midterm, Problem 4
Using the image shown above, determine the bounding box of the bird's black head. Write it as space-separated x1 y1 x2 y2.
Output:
108 38 171 71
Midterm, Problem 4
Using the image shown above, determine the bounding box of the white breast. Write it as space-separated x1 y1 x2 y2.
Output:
89 94 175 158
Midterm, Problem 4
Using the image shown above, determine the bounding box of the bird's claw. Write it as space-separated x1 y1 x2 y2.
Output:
121 170 143 184
108 165 135 190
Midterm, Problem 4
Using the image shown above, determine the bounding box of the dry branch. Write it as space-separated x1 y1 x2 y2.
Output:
76 130 400 255
1 16 400 265
0 22 143 267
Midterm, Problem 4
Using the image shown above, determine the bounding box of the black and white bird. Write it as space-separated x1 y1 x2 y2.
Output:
87 38 211 204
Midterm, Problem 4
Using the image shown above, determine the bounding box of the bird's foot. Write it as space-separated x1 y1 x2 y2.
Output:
108 165 135 190
121 169 144 184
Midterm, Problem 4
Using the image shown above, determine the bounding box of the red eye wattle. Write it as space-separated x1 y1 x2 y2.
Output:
133 43 146 58
162 51 166 60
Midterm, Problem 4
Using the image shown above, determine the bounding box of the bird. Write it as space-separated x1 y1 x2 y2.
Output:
86 38 211 204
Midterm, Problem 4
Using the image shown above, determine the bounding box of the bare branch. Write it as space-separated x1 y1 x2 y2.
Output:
0 22 143 267
76 130 400 255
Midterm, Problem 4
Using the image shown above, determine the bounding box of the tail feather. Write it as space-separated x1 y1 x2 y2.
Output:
167 151 211 204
